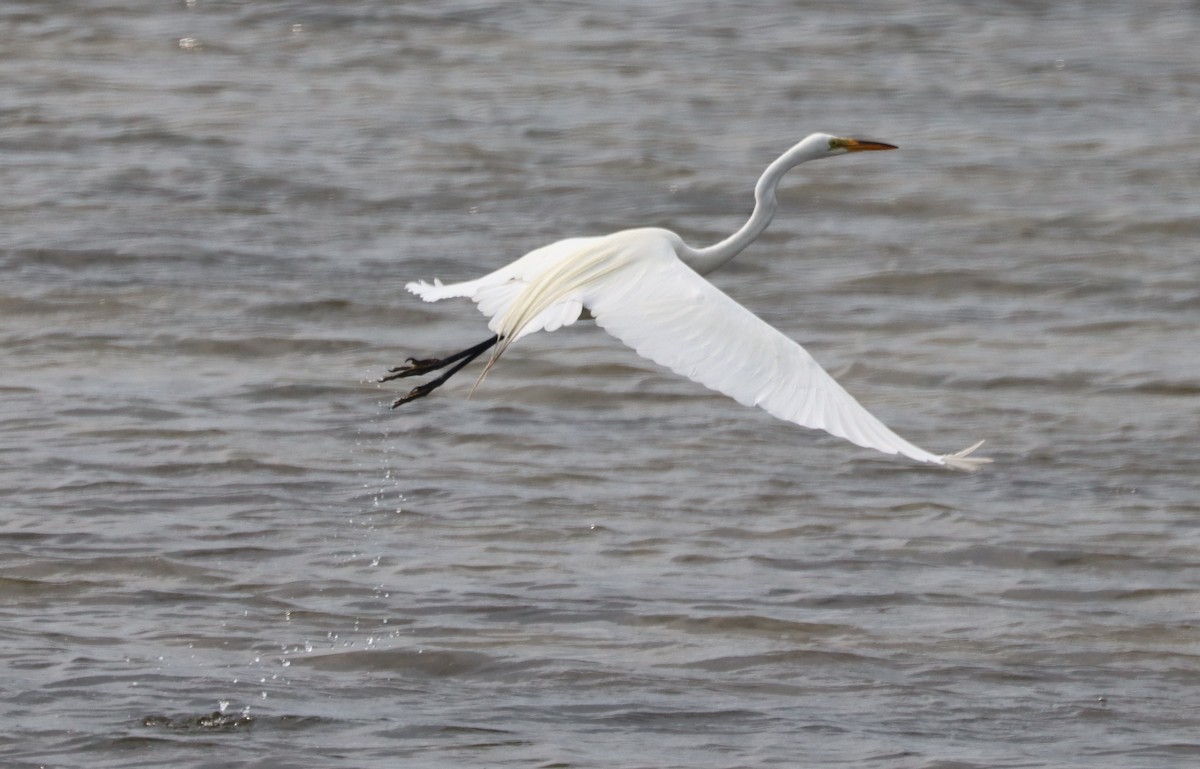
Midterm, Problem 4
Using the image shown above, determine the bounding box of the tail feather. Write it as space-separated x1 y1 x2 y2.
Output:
938 440 992 472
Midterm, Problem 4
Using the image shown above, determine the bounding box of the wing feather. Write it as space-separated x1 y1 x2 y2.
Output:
579 238 954 467
407 236 602 339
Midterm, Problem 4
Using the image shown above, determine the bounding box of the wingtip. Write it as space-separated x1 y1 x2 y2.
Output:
939 439 993 473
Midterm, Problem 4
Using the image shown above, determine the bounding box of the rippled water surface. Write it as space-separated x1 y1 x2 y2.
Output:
2 1 1198 767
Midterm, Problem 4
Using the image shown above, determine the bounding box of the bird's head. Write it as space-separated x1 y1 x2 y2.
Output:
820 133 897 155
804 133 898 158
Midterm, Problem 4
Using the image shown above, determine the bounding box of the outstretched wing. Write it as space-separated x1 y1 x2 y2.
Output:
578 235 987 470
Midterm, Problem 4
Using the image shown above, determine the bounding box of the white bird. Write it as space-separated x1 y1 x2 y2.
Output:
385 133 991 471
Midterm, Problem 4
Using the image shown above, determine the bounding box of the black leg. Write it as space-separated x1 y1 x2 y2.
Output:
379 335 499 382
382 335 499 408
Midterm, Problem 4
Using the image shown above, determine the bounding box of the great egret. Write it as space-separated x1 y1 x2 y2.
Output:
385 133 991 471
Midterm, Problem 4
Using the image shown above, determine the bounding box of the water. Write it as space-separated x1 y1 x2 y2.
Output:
2 1 1198 767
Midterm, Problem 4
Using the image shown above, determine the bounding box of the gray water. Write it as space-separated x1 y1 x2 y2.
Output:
2 1 1198 767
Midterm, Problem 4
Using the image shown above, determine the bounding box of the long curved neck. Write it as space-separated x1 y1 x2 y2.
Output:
679 137 826 276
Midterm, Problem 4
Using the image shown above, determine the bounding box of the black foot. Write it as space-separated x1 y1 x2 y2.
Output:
380 335 500 407
390 380 441 408
379 357 445 382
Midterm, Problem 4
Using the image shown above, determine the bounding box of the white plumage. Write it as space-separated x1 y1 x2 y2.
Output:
394 133 990 472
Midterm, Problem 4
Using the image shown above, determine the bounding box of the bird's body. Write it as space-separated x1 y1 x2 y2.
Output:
389 133 990 471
